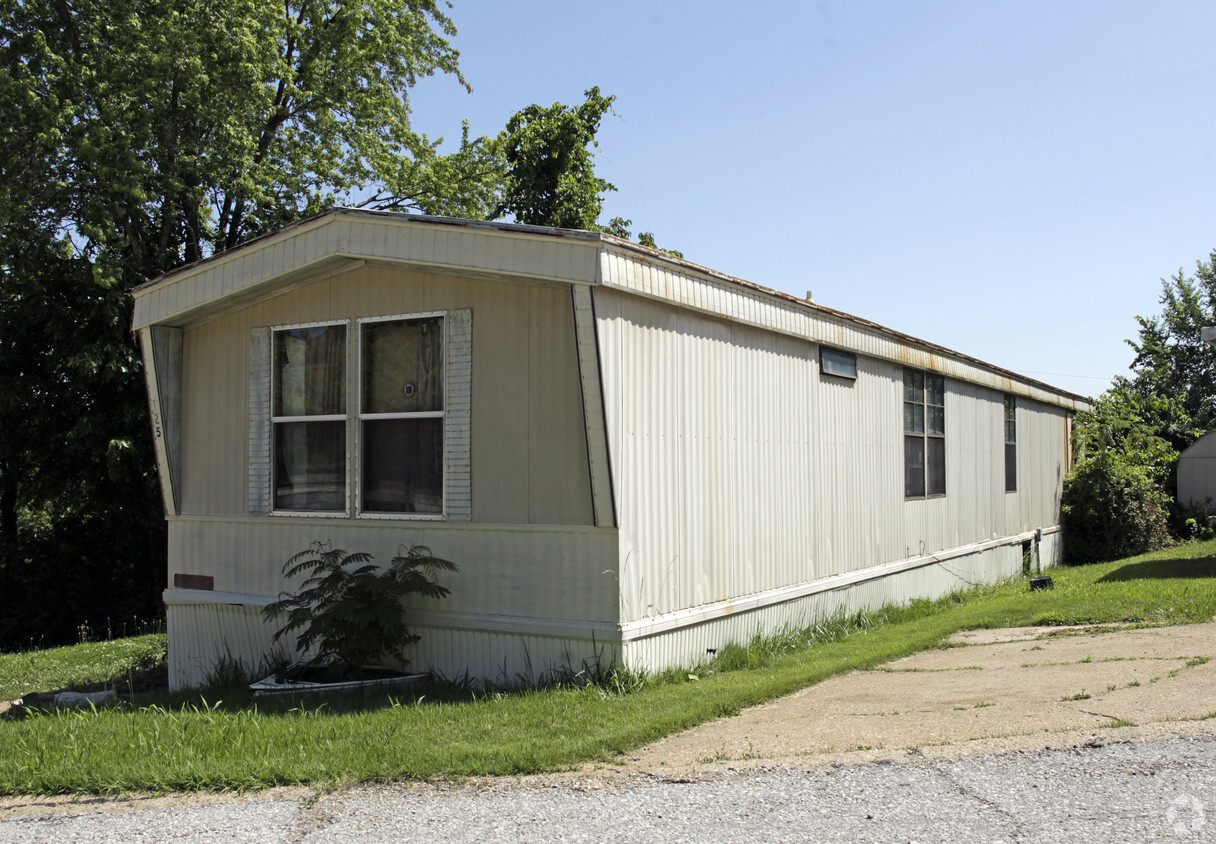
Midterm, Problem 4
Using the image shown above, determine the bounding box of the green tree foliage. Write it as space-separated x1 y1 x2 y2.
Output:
495 87 618 230
1123 251 1216 444
0 0 490 647
1061 253 1216 562
1062 405 1173 563
493 87 681 254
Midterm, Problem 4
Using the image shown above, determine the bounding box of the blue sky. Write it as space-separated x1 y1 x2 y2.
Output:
407 0 1216 399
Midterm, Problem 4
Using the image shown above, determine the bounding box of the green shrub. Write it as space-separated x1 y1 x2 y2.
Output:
264 542 458 672
1061 453 1172 563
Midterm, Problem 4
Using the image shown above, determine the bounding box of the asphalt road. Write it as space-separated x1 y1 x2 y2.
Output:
2 733 1214 843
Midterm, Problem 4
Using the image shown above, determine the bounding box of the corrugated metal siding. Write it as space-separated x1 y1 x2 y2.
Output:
167 600 619 690
167 517 619 624
1180 458 1216 508
598 250 1084 411
623 541 1025 673
167 603 294 690
596 288 1071 627
406 627 620 686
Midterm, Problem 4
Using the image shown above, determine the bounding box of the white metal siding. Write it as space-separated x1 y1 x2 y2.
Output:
622 541 1025 674
1178 431 1216 508
166 518 619 624
596 288 1071 629
598 249 1084 411
166 600 619 691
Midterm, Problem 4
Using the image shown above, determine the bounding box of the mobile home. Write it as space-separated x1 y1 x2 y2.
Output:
133 209 1088 689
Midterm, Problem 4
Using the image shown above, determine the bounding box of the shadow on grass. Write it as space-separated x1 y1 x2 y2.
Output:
1097 557 1216 583
1 680 480 722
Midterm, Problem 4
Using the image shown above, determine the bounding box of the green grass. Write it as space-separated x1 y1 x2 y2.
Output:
1 540 1214 796
0 635 166 701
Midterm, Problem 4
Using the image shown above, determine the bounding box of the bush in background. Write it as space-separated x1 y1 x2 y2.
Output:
1061 452 1172 563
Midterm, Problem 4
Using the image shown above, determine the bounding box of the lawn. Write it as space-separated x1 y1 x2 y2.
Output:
1 541 1214 796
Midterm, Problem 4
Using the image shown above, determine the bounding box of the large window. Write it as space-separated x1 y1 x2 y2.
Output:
1004 395 1017 493
272 323 348 512
904 369 945 498
269 314 447 516
359 315 444 515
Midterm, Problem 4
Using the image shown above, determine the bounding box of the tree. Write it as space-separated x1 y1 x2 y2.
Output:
495 87 618 230
0 0 494 646
493 87 681 256
1062 384 1175 562
1123 252 1216 446
1060 252 1216 562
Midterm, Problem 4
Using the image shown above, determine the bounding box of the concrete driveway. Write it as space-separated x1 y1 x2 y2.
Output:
616 621 1216 774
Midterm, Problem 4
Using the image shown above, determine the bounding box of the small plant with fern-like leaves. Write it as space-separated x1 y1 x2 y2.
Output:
264 542 458 678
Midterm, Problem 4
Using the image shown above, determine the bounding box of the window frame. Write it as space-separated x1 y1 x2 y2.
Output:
903 368 946 499
264 311 455 521
1004 395 1017 493
355 312 448 520
269 319 351 517
820 346 858 380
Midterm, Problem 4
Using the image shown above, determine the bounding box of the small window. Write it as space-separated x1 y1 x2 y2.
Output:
1004 396 1017 493
820 347 857 379
904 369 945 498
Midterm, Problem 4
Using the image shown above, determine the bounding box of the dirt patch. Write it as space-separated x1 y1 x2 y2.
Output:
603 622 1216 776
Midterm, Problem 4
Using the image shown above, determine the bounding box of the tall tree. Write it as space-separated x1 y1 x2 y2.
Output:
495 87 618 230
0 0 495 646
1122 252 1216 446
493 87 681 256
1061 251 1216 561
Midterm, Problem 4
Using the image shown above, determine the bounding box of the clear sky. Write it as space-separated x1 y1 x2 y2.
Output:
406 0 1216 399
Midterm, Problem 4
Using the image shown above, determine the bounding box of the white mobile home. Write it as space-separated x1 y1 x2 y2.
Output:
133 209 1088 690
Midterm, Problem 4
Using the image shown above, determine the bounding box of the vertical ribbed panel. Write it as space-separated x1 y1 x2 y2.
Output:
622 541 1024 674
597 288 1073 628
167 603 294 691
445 308 473 520
167 519 619 623
166 601 619 691
597 249 1084 412
406 628 621 686
247 328 272 514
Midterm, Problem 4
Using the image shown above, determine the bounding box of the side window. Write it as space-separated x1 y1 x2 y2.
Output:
820 347 857 379
1004 396 1017 492
272 322 348 512
359 316 445 515
904 369 945 498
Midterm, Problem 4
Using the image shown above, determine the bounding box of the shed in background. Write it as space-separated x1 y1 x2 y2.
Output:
1179 430 1216 509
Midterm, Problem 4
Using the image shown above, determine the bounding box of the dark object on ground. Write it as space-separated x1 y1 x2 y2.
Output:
1030 576 1054 591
